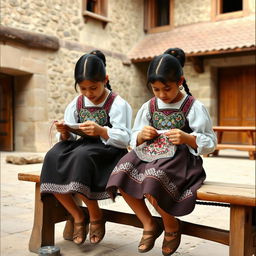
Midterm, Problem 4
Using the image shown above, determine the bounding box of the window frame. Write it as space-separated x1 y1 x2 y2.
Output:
82 0 110 26
144 0 174 34
211 0 249 21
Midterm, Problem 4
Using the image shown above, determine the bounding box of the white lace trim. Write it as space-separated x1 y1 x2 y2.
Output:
112 162 193 202
40 181 110 200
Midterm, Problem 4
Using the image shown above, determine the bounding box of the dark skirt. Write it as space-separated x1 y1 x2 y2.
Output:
106 144 206 216
40 137 127 200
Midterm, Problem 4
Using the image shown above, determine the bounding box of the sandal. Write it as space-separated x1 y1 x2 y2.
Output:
138 222 163 253
63 216 74 241
89 219 106 244
162 219 181 256
73 221 89 245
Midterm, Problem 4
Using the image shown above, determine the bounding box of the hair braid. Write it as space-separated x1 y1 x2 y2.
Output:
183 79 192 96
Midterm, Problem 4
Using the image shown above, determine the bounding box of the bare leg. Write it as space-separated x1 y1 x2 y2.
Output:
145 194 179 255
119 188 160 251
77 194 103 221
54 193 84 223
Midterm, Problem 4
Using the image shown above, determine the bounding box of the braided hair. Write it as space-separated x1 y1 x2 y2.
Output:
163 48 192 96
90 50 112 91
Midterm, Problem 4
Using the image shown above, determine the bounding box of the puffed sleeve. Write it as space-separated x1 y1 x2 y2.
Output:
187 100 217 155
56 96 79 141
130 101 151 149
102 96 132 148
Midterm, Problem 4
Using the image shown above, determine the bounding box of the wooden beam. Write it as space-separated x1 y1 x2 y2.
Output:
0 25 59 51
191 56 204 73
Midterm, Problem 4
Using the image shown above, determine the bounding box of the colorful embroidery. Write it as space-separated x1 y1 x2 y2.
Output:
152 111 186 130
134 134 176 162
79 109 108 126
111 162 193 202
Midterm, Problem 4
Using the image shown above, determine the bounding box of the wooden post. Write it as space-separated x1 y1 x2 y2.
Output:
229 205 253 256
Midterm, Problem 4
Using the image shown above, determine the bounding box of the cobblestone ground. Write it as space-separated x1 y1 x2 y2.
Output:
1 150 255 256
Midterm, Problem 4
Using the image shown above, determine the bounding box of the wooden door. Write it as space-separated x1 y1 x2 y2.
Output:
0 76 14 151
218 65 256 144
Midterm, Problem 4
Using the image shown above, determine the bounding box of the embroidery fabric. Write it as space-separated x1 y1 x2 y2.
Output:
40 182 110 200
134 134 177 162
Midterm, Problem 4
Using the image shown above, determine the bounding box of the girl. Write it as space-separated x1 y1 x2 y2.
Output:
40 50 132 245
106 48 216 255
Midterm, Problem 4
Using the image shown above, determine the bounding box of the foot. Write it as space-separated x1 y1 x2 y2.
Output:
73 220 89 245
89 219 106 244
162 219 181 256
138 221 163 253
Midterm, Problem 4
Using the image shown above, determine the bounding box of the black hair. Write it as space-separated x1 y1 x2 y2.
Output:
74 51 111 92
90 50 112 91
147 53 183 87
163 48 192 96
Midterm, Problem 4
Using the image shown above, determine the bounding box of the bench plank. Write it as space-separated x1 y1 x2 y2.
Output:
18 172 256 207
216 144 255 151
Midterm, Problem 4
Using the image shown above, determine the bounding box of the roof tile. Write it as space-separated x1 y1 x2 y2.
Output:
128 16 255 61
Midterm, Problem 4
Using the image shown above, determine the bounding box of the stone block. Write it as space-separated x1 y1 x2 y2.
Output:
0 44 25 71
5 154 44 165
21 57 47 74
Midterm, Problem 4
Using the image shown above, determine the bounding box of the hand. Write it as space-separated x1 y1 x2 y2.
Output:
137 126 158 145
165 129 187 145
54 121 70 140
79 120 103 137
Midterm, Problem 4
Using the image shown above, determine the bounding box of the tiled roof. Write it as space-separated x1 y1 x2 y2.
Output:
128 16 255 62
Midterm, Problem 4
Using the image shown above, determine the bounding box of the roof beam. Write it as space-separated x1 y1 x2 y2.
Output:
0 25 60 51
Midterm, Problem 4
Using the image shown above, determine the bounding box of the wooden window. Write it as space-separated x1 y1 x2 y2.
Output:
212 0 249 21
144 0 174 33
82 0 110 26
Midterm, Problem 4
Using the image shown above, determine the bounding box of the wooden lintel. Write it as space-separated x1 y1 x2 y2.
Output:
0 25 60 51
191 56 204 73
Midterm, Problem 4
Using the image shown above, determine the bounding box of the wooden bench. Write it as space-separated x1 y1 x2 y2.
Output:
18 171 256 256
207 126 256 160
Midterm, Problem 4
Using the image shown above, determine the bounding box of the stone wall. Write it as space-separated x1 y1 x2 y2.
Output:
1 0 82 41
174 0 211 26
1 0 255 151
80 0 144 54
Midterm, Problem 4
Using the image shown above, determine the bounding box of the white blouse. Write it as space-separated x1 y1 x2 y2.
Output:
58 90 132 149
130 95 217 156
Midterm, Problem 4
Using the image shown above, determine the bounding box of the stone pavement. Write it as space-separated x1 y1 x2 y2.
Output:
1 150 255 256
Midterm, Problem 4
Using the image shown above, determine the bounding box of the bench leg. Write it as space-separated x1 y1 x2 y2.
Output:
29 183 69 253
229 205 255 256
29 183 53 253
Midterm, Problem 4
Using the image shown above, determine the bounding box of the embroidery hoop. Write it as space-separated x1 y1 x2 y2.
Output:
134 134 177 162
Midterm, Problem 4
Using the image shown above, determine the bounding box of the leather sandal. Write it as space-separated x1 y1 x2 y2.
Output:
138 223 163 253
63 216 74 241
162 219 181 256
73 221 89 245
89 219 106 244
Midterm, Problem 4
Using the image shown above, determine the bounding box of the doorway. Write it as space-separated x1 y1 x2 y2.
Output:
218 65 256 144
0 74 14 151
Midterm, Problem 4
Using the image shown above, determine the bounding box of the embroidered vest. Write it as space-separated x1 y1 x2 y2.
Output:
149 95 195 133
76 92 117 128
